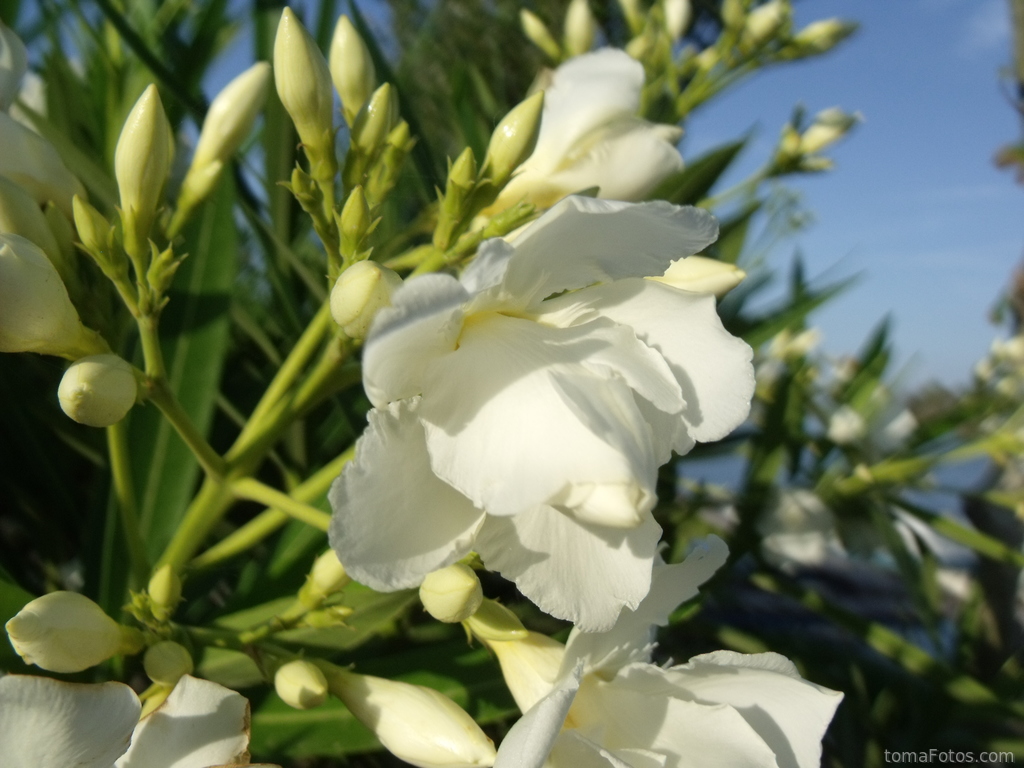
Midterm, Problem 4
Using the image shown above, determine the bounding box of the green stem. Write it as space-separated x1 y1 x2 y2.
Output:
230 477 331 531
155 478 234 572
106 421 150 586
146 379 227 479
138 315 167 380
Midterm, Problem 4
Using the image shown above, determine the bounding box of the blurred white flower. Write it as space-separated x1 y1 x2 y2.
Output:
0 20 28 113
0 111 85 217
0 674 269 768
330 197 754 630
758 489 847 571
827 404 867 445
492 536 844 768
488 49 685 212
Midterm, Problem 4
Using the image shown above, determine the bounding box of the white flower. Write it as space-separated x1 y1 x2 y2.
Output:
0 20 28 113
488 49 685 212
826 404 866 445
492 537 844 768
329 197 754 630
0 111 85 217
758 488 847 571
0 673 269 768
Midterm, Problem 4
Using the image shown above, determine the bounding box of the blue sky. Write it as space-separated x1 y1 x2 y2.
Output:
687 0 1022 387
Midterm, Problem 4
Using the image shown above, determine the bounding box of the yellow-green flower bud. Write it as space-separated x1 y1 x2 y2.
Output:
72 195 112 258
484 91 544 188
148 563 183 622
330 259 403 338
0 20 28 112
742 0 789 48
179 63 270 207
721 0 746 30
5 591 142 673
340 185 372 254
323 666 496 768
330 15 377 126
143 641 194 686
419 564 483 623
58 354 137 428
0 175 61 263
299 549 351 608
275 659 329 710
617 0 644 35
115 85 173 255
564 0 597 57
351 83 398 156
0 233 101 358
652 255 746 297
798 107 860 155
520 10 562 61
791 18 856 54
0 112 85 218
463 598 527 642
484 631 565 713
448 146 477 191
664 0 692 40
274 8 335 157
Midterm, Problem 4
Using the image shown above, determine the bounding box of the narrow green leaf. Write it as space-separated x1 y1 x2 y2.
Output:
650 138 747 205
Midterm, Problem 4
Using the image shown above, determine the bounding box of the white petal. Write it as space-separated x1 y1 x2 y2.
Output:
116 675 249 768
561 536 728 677
549 731 632 768
475 505 661 632
494 671 581 768
552 279 754 443
501 197 719 308
0 674 140 768
461 238 515 295
329 400 486 591
362 273 468 407
420 313 660 523
661 651 844 768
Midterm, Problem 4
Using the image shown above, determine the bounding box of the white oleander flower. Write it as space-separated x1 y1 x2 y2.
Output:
0 673 272 768
329 197 754 630
487 49 685 212
0 111 84 217
492 537 844 768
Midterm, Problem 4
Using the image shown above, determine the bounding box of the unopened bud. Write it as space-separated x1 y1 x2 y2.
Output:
58 354 137 428
301 549 350 606
143 641 194 686
340 185 372 254
324 666 496 768
72 195 112 258
827 405 866 445
448 147 477 191
0 175 61 263
742 0 789 48
617 0 644 34
148 564 183 622
115 85 173 254
5 591 142 672
330 16 377 126
419 564 483 623
275 660 329 709
330 260 403 338
721 0 746 31
0 233 101 358
0 21 28 112
653 255 746 297
351 83 398 156
791 18 857 54
0 112 85 217
520 10 562 61
485 631 565 713
274 8 335 157
664 0 693 40
463 598 527 642
484 91 544 187
564 0 597 57
798 107 860 155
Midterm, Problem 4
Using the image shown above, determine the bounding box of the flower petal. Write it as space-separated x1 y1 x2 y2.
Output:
494 670 581 768
475 504 662 632
660 651 844 768
115 675 249 768
419 312 660 523
362 273 468 407
501 197 718 308
0 674 139 768
329 400 485 591
551 278 754 443
561 536 728 677
549 730 633 768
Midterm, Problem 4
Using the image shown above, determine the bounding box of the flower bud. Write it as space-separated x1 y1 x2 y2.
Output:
742 0 789 48
485 631 565 713
0 233 100 358
72 194 112 258
798 107 860 155
563 0 597 57
58 354 137 428
115 85 173 254
143 641 194 686
330 260 403 338
721 0 746 31
827 405 866 445
419 564 483 623
791 18 857 54
5 591 142 672
484 91 544 188
148 563 183 622
300 549 351 607
0 175 61 263
0 20 28 112
0 112 85 217
463 598 527 642
664 0 692 40
275 659 329 709
179 63 270 206
325 666 496 768
330 15 377 126
351 82 398 156
520 10 562 61
654 255 746 297
274 8 335 157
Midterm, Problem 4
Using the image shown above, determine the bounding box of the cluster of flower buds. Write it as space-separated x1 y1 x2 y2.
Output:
773 106 861 174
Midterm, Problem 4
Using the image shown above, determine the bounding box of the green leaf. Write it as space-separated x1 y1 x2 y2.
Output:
650 138 747 205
